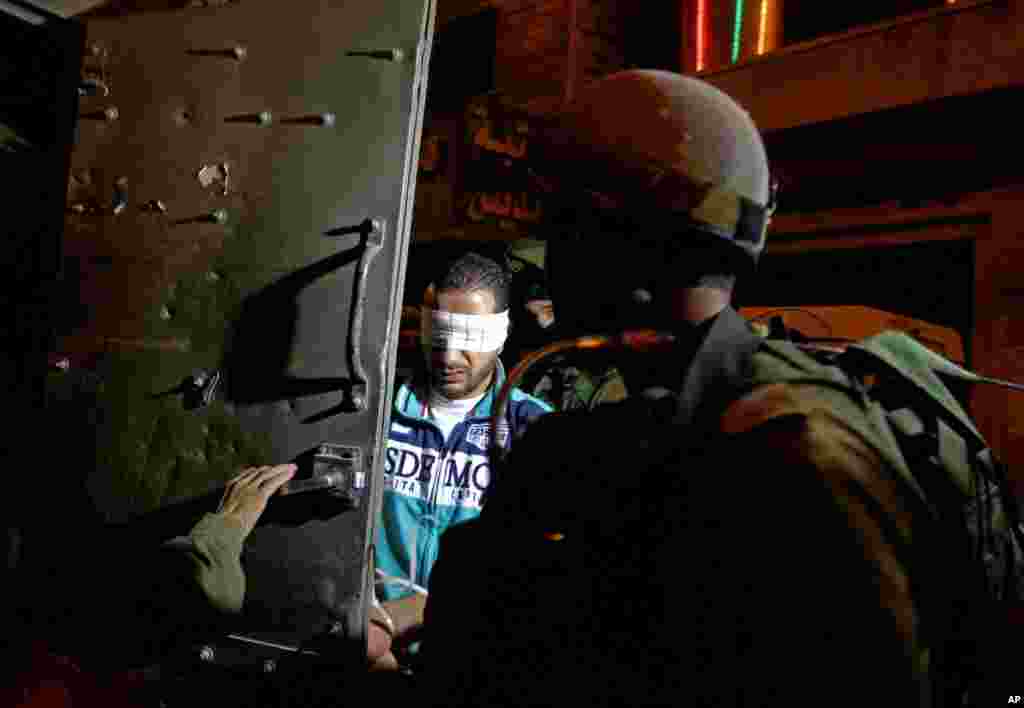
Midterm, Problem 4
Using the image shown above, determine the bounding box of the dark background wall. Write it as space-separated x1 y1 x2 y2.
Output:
783 0 945 45
737 239 975 363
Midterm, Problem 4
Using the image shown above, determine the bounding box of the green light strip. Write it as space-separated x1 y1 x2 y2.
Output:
732 0 745 63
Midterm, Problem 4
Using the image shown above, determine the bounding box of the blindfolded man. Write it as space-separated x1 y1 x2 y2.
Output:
369 252 552 670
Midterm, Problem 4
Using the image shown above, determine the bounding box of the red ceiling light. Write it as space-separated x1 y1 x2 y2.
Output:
697 0 708 71
757 0 769 55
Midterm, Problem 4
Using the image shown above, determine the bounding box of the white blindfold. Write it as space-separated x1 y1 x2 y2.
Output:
421 309 509 353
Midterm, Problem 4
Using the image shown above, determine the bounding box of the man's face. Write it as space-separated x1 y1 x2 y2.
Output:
429 288 502 400
525 299 555 329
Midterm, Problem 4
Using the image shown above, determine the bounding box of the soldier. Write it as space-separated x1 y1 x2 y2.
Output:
504 237 627 411
415 70 1020 706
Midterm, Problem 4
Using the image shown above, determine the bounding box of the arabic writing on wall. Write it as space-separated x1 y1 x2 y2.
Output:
461 99 545 227
466 191 542 223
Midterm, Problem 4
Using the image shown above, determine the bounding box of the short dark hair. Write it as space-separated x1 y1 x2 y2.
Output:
435 252 511 312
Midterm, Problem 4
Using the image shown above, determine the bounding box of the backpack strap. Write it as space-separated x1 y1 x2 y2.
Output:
586 368 628 411
839 333 1024 600
749 338 935 513
842 332 986 448
936 418 973 498
887 404 977 501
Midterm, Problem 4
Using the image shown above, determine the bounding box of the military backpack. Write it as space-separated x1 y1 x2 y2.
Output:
747 330 1024 705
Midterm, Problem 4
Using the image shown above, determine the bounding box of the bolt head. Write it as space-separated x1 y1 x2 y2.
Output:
104 107 119 121
210 209 228 225
262 659 276 673
257 111 273 126
198 646 215 662
232 46 247 61
632 288 653 305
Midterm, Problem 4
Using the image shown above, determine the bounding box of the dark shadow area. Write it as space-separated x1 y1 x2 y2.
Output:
426 8 497 112
170 212 227 226
12 411 357 671
736 239 975 365
52 255 91 335
783 0 945 46
766 86 1024 214
222 245 363 408
621 0 681 73
102 485 223 543
79 0 195 18
15 315 360 671
300 399 354 424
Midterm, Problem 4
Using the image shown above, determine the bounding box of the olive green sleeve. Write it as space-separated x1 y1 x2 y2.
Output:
161 513 247 615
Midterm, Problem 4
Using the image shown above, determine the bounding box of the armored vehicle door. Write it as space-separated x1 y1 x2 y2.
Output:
48 0 435 672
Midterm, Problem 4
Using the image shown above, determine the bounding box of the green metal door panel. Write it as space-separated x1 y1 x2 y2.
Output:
55 0 435 666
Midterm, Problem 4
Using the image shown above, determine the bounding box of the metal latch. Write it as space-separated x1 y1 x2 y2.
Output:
279 443 365 506
183 369 220 410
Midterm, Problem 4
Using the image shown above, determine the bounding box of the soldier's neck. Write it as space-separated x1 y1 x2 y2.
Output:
620 313 718 397
669 286 731 325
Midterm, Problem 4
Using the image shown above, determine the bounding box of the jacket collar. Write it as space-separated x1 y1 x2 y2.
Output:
673 305 763 427
395 357 510 423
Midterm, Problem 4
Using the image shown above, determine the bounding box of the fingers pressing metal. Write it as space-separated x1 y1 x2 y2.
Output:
229 464 296 490
255 464 297 491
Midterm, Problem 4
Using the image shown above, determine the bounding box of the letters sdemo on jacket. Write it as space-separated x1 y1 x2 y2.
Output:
376 358 552 602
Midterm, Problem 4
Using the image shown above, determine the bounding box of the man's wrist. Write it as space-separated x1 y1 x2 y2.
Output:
370 598 396 638
380 594 428 640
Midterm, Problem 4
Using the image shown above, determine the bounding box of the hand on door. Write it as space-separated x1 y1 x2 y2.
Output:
217 464 297 538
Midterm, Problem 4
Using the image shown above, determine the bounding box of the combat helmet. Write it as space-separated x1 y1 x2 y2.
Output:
534 70 775 333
